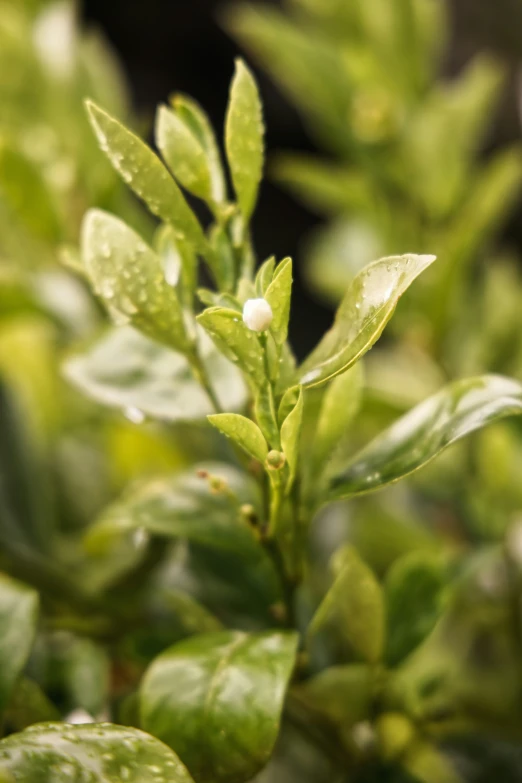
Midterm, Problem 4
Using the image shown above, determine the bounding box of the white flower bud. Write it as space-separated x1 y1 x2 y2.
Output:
242 298 273 332
33 2 76 79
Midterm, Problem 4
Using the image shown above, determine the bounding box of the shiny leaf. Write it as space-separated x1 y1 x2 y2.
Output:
64 327 246 422
85 100 205 250
225 59 264 222
156 105 214 203
197 307 265 385
0 723 195 783
0 575 38 714
309 546 385 664
255 382 280 447
329 375 522 498
140 630 298 783
298 254 436 387
208 413 268 462
280 386 303 489
82 209 191 352
265 257 292 345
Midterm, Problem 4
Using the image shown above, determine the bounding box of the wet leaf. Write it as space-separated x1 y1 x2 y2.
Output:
64 327 246 422
85 100 205 250
140 630 298 783
0 575 38 714
265 257 292 345
280 386 303 489
82 209 191 352
309 546 385 664
225 59 264 223
255 382 280 447
329 375 522 498
298 254 436 387
197 307 265 385
208 413 268 462
0 723 195 783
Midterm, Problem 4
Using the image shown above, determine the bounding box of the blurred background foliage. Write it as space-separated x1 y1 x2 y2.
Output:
5 0 522 780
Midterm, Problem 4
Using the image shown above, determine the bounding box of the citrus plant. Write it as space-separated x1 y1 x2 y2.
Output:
4 57 522 783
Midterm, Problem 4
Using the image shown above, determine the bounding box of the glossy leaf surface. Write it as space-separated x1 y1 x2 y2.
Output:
225 59 264 222
329 375 522 498
0 575 38 714
0 723 195 783
197 307 265 385
82 209 191 352
298 254 436 387
280 386 303 489
140 630 298 783
309 546 384 664
86 101 205 249
265 257 292 345
64 327 246 422
208 413 268 462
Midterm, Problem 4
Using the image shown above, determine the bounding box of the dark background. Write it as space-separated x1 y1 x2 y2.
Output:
81 0 522 358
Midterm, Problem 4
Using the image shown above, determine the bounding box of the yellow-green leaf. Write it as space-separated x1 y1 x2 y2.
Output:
208 413 268 462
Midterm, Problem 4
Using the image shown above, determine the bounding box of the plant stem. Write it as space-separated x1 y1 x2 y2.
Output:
189 346 223 413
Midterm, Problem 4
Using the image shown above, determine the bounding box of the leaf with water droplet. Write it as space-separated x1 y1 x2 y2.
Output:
308 545 385 664
208 413 268 462
298 254 436 388
0 574 38 715
156 105 214 204
140 630 298 783
64 327 247 422
328 374 522 499
255 383 280 448
85 100 205 251
0 722 195 782
280 385 303 490
82 209 192 352
197 307 265 385
225 59 264 224
265 257 292 345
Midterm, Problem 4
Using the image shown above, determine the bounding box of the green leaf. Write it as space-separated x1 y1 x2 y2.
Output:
403 741 462 783
171 93 227 204
385 552 447 667
309 546 385 664
265 257 292 345
140 630 298 783
156 105 214 204
208 413 268 462
64 327 247 423
255 382 280 447
328 375 522 498
255 256 276 296
86 462 261 556
197 307 265 385
293 664 373 728
64 637 110 717
310 362 363 476
0 723 195 783
298 254 436 387
0 574 39 714
82 209 192 352
225 59 264 223
85 100 205 250
280 385 303 489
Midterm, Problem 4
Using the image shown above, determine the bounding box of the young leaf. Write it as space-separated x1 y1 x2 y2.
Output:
278 385 300 426
298 254 436 387
0 723 195 783
385 552 447 667
64 327 247 422
208 413 269 462
85 100 205 250
156 105 214 203
171 93 227 204
265 257 292 345
225 59 264 223
255 382 280 447
294 664 373 728
403 741 463 783
0 575 39 714
140 630 298 783
309 546 385 664
197 307 265 385
82 209 192 352
280 385 303 489
328 374 522 499
255 256 276 296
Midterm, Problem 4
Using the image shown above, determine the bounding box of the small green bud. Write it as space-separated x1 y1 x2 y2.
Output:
266 450 286 470
375 712 415 761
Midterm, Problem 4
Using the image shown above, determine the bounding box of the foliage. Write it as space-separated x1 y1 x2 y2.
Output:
2 3 522 783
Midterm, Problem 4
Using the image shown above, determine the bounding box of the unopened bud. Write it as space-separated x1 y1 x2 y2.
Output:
243 298 273 332
266 450 286 470
209 476 227 494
